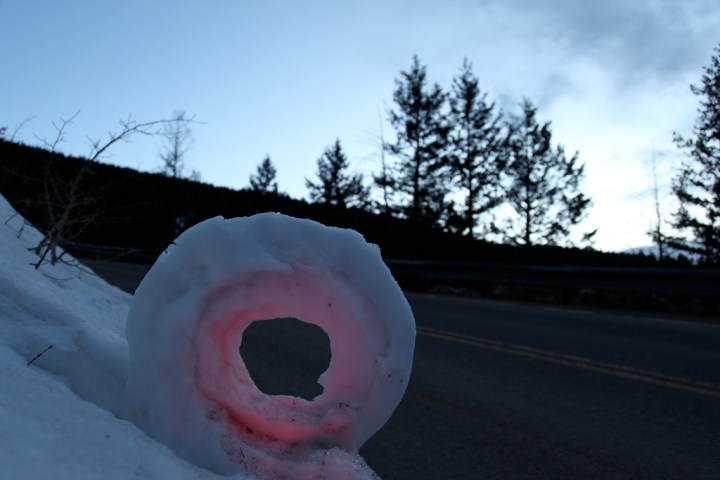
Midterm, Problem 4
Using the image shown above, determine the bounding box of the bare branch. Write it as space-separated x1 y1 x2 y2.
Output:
87 117 178 163
157 110 197 179
22 112 195 270
7 116 35 141
27 345 53 366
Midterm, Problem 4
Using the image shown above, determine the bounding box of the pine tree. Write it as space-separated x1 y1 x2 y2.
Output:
503 99 594 247
249 155 278 193
385 56 451 226
671 43 720 265
447 59 506 237
306 139 369 208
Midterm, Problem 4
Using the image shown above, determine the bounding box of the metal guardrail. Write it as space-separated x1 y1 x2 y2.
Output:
384 260 720 298
63 242 162 263
65 242 719 300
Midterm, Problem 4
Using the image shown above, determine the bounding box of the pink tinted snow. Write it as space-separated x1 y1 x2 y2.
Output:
125 214 415 479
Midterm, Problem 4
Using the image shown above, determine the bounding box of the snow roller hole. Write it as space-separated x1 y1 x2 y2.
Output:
239 317 332 401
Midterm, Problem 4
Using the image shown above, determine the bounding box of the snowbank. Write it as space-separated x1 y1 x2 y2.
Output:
0 194 414 479
0 194 234 479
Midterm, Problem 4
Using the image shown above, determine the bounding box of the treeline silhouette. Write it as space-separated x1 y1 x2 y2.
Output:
0 138 680 268
303 57 595 247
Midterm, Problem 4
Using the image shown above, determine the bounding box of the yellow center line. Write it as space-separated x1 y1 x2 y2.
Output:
417 325 720 399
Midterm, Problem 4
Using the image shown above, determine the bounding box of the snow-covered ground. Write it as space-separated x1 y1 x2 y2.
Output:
0 194 229 479
0 194 413 479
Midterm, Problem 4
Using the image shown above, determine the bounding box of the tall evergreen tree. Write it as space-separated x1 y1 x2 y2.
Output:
249 155 278 193
447 59 506 237
385 56 451 226
671 43 720 264
306 139 369 208
503 99 593 247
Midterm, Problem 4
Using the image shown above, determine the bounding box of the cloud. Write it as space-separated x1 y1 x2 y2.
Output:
390 0 718 118
495 0 720 85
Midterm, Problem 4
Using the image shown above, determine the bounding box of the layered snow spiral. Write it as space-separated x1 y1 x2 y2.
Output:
125 213 415 478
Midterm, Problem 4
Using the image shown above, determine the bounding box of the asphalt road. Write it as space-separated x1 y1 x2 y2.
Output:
83 259 720 479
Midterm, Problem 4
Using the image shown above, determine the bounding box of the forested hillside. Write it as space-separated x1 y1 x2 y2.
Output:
0 138 668 267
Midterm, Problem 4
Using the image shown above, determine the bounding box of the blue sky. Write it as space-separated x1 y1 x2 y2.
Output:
2 0 719 251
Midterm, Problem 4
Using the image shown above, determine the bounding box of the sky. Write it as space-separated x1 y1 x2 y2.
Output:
1 0 719 252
